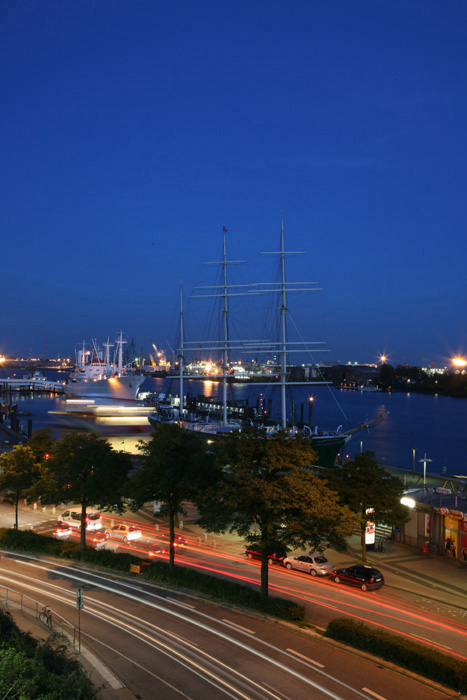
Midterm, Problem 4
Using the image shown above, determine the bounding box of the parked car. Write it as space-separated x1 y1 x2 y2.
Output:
104 524 142 543
331 564 385 591
245 547 286 565
283 552 334 576
58 509 102 532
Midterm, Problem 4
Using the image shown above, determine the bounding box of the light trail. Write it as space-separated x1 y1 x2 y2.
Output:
0 558 391 700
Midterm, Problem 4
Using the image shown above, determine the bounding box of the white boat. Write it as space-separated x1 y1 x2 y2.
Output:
64 331 145 401
49 399 153 435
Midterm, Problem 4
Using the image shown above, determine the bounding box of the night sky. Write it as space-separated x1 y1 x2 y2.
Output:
2 1 466 367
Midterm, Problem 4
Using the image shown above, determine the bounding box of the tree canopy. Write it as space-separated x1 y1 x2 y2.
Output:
0 445 40 529
322 451 410 560
25 427 56 462
196 429 358 598
36 432 132 549
129 424 214 569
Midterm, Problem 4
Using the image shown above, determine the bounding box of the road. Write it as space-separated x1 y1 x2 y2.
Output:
0 551 452 700
2 502 466 671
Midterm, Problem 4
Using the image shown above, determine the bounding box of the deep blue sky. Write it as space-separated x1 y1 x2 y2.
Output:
1 1 466 367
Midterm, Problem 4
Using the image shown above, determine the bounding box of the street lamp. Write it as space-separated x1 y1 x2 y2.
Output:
308 396 314 430
418 453 432 487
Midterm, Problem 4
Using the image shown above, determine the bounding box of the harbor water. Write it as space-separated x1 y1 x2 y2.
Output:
2 369 467 477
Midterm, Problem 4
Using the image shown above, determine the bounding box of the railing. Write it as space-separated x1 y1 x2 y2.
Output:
0 584 81 650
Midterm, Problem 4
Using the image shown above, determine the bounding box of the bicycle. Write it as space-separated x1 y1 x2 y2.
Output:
39 606 53 629
377 538 386 553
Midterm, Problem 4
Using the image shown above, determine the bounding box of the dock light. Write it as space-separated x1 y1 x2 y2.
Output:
401 496 416 508
452 357 467 367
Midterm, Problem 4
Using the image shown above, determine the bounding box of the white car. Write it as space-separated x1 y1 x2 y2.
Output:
283 552 334 576
104 524 142 543
58 509 103 532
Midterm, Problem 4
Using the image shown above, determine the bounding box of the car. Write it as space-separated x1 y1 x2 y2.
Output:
245 547 287 565
331 564 385 591
95 538 120 552
283 552 334 576
53 524 72 539
104 524 142 543
145 543 166 557
156 533 188 548
58 509 103 532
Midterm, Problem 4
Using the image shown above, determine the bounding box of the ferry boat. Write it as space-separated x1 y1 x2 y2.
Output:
49 399 153 435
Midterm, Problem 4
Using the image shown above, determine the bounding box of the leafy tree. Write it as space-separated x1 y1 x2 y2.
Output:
323 451 410 561
196 429 358 599
36 432 132 550
129 424 214 571
25 427 56 462
0 445 41 529
0 609 98 699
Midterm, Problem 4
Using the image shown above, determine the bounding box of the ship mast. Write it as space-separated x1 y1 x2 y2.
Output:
259 215 327 429
221 231 229 424
279 219 288 429
179 280 185 419
189 228 248 426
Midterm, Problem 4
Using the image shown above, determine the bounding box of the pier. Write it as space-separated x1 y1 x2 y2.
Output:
0 377 64 395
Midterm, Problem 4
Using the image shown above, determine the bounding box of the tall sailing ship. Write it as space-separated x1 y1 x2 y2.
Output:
148 221 385 468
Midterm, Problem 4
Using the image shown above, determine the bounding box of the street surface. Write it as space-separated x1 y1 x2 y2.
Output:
0 499 466 699
0 552 454 700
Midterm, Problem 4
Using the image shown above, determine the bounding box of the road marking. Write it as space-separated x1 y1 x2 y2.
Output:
167 597 196 609
363 689 387 700
222 619 255 634
286 648 325 668
411 634 451 649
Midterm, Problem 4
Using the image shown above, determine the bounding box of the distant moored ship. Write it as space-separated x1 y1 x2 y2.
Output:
64 331 145 401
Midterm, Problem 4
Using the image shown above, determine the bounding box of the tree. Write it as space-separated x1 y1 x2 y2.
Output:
37 432 132 550
0 445 40 529
323 451 410 561
196 430 358 599
129 424 214 571
25 427 56 462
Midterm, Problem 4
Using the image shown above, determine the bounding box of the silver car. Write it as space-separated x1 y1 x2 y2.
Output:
283 552 334 576
104 524 142 543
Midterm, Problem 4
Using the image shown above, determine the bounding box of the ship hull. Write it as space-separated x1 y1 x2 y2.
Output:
147 413 347 469
64 374 145 401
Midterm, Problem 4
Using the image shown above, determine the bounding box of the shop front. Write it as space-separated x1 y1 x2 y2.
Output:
441 507 467 561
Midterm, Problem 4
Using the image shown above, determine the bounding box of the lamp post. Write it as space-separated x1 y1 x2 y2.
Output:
419 453 432 487
308 396 314 431
412 447 416 473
